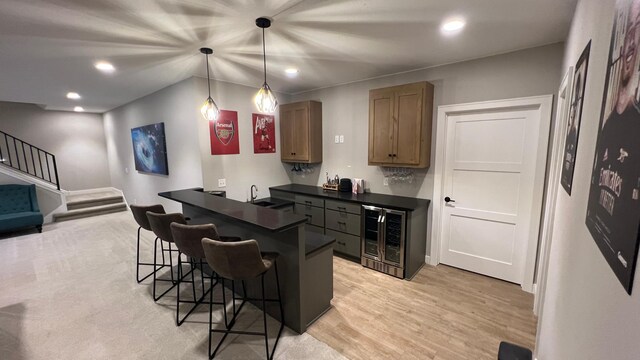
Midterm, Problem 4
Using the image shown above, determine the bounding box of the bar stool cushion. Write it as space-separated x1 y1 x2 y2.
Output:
131 204 165 231
202 238 273 281
147 212 186 243
170 223 220 259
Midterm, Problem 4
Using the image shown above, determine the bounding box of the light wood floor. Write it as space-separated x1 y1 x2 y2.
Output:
307 257 537 360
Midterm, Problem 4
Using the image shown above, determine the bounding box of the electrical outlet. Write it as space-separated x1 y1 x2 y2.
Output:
334 135 339 143
218 178 226 187
339 135 344 143
383 178 389 186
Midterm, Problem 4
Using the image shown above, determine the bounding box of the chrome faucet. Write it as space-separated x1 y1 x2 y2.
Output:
250 185 258 203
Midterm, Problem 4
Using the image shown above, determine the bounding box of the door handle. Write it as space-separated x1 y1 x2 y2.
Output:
444 196 455 203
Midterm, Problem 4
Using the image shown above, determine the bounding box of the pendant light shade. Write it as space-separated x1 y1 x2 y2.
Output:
255 82 278 113
255 17 278 113
200 47 220 121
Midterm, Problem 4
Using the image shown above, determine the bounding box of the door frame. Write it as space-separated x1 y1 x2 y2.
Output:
533 68 573 321
430 95 553 293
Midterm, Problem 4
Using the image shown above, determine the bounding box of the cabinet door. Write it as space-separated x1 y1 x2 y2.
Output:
292 105 310 161
393 83 424 165
368 88 395 164
280 107 296 161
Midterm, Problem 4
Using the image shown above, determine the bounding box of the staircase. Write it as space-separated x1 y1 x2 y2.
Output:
53 189 128 222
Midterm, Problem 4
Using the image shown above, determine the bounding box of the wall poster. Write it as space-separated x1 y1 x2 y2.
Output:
252 113 276 154
210 110 239 155
561 41 591 195
586 0 640 294
131 122 169 175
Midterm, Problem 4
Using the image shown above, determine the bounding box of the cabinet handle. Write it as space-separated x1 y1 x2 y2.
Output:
388 153 392 157
337 221 346 225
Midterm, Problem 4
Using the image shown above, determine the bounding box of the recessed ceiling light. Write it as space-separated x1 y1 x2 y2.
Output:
66 92 81 100
95 61 115 73
441 18 466 34
73 106 85 112
285 68 299 75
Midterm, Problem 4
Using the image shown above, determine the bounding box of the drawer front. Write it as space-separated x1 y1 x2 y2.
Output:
325 200 361 215
305 224 324 235
325 209 361 236
294 204 324 227
326 229 360 258
295 194 325 208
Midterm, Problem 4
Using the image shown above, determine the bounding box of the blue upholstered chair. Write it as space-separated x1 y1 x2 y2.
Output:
0 184 44 233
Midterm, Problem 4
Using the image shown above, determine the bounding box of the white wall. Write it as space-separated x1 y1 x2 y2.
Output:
194 77 292 201
103 78 203 212
536 0 640 359
0 101 110 191
291 43 564 253
103 76 292 211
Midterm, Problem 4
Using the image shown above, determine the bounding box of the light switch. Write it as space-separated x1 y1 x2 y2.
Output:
339 135 344 143
334 135 339 143
218 178 226 187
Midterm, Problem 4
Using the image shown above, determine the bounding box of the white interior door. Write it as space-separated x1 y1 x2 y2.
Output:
439 107 543 284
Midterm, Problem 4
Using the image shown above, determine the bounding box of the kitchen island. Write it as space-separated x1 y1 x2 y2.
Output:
159 188 334 334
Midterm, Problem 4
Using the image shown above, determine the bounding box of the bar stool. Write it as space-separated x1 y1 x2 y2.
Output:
130 204 166 283
201 238 284 360
146 212 187 301
170 223 242 326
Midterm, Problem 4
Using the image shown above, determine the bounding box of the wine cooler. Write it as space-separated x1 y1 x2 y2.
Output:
361 205 406 278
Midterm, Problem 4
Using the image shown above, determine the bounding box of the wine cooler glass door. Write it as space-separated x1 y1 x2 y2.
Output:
382 209 405 266
362 206 382 260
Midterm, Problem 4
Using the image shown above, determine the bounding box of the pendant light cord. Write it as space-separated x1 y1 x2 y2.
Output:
262 27 267 84
206 53 211 98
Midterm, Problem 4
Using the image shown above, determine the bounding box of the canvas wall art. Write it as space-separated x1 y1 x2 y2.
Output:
210 110 240 155
252 113 276 154
561 41 591 195
131 122 169 175
586 0 640 294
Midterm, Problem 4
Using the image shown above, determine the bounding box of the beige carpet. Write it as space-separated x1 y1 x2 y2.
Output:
0 212 347 360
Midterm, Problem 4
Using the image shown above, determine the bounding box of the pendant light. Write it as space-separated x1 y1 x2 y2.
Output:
200 47 220 121
254 17 278 113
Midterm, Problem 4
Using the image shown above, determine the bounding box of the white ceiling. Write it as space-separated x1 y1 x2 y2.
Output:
0 0 577 113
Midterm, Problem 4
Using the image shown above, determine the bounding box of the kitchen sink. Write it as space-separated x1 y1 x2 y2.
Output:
252 201 275 207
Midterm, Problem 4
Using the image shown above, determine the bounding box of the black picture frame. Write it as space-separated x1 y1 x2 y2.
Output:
131 122 169 176
585 0 640 295
561 41 590 195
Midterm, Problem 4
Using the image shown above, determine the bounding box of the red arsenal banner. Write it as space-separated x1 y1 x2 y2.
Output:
252 113 276 154
210 110 240 155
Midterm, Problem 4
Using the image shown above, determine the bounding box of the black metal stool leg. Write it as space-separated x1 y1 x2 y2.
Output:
190 259 197 302
176 254 182 326
208 274 214 359
261 274 270 359
168 242 175 284
136 226 142 282
153 237 159 300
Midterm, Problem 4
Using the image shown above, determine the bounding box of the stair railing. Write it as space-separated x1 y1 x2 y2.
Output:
0 130 60 190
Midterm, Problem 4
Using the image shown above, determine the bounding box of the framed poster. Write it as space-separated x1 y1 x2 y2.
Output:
586 0 640 294
131 122 169 175
210 110 239 155
561 41 590 195
252 113 276 153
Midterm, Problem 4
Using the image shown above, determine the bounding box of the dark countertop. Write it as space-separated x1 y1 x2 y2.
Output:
270 184 430 211
159 188 307 232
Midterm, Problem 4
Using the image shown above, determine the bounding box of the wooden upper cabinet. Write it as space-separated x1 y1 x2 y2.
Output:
279 100 322 163
368 81 434 168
